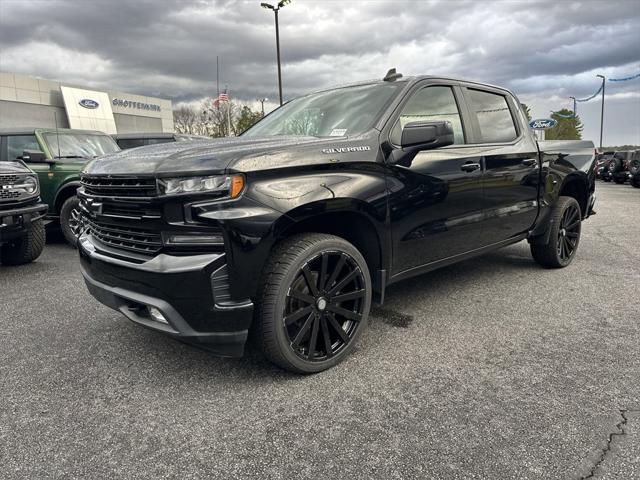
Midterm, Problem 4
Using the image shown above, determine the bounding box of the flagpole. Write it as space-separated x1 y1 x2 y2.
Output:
226 86 231 137
216 56 220 110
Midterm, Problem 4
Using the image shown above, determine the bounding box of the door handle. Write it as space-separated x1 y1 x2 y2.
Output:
460 162 481 172
521 158 537 167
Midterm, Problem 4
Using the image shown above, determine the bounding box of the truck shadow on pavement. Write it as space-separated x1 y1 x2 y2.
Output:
108 242 541 381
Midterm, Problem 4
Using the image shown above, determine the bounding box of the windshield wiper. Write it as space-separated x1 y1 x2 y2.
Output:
54 155 86 159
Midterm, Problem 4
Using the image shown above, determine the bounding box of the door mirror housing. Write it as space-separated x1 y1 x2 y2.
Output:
21 150 48 163
400 121 454 151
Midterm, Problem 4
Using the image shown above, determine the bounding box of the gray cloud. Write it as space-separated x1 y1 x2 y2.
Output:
1 0 639 144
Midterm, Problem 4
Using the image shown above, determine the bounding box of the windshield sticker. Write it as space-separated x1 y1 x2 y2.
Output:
322 146 371 154
329 128 348 137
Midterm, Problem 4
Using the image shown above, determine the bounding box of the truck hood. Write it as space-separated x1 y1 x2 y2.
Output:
83 135 376 177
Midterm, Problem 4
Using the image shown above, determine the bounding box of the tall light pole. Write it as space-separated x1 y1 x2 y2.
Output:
261 0 291 106
257 97 268 116
596 74 605 149
569 96 576 119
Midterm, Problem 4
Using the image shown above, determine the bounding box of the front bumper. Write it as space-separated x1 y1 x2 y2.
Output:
0 202 47 242
78 233 254 357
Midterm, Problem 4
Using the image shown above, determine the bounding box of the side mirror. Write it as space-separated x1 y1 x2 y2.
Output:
401 121 454 151
21 150 48 163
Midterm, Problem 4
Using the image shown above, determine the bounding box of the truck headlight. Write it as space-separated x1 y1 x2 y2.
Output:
158 174 244 198
10 175 38 195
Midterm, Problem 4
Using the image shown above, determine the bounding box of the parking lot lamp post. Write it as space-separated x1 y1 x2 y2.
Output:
596 74 605 149
258 97 268 116
569 96 576 119
261 0 291 106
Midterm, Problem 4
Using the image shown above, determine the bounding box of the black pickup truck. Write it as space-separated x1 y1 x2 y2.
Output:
1 161 47 265
77 71 596 373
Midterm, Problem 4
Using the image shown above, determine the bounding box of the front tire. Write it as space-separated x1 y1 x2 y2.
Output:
531 196 582 268
60 195 81 247
255 233 372 373
0 219 45 265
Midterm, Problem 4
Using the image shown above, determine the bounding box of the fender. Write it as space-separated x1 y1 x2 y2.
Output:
53 180 81 213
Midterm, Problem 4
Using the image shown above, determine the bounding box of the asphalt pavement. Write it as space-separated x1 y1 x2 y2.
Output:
1 182 638 479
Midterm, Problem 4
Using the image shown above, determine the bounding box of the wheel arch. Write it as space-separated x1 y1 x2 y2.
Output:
272 200 387 292
559 173 589 218
53 181 81 214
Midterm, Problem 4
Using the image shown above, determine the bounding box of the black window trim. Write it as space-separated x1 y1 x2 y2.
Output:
383 79 471 149
459 84 525 147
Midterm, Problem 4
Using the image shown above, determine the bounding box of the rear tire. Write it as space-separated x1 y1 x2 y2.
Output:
0 219 45 265
254 233 372 374
531 196 581 268
60 195 81 248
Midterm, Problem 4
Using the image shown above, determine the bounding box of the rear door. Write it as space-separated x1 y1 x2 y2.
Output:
461 86 540 245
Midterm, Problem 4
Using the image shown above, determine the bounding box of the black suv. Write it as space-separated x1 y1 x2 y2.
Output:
0 161 47 265
78 72 596 373
602 150 638 184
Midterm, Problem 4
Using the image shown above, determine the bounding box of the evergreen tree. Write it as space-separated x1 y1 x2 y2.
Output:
546 109 583 140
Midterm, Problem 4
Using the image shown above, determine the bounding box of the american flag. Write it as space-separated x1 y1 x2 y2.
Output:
213 89 229 107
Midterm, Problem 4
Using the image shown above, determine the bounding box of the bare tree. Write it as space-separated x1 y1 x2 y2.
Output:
173 106 200 134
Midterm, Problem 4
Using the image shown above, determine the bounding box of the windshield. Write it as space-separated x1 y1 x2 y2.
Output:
43 132 120 160
243 83 404 137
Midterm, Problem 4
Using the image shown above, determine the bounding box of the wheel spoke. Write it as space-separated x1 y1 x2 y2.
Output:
292 312 315 346
284 305 313 326
558 237 565 259
566 231 579 239
564 237 573 256
320 316 333 358
301 265 320 297
319 252 329 291
287 289 315 305
327 303 362 322
307 316 319 359
566 220 580 230
327 313 350 343
325 255 346 291
328 269 359 295
332 289 365 303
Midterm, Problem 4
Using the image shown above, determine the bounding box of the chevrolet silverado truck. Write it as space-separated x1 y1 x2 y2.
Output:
77 71 596 373
0 161 47 265
0 128 120 246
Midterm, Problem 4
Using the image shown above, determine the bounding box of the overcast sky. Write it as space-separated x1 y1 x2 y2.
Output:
1 0 639 145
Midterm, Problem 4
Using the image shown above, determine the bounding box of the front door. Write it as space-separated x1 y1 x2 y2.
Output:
385 84 486 276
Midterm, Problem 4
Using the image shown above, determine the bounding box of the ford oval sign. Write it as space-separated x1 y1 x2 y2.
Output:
79 99 99 109
529 118 557 130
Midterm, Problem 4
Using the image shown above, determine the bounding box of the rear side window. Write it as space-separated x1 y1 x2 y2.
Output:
7 135 40 160
117 138 146 149
468 89 518 143
394 86 465 145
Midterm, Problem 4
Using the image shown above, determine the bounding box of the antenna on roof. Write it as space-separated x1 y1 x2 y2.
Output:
383 68 403 82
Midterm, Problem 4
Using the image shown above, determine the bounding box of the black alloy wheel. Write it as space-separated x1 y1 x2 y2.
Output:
60 195 82 247
556 202 581 262
284 251 366 362
255 233 372 373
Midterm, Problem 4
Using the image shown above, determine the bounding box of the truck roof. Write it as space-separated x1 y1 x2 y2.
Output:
0 127 110 135
308 74 514 97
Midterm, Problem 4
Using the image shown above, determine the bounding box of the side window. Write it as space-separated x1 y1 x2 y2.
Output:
117 138 146 149
393 86 465 145
146 137 174 145
468 89 518 143
7 135 40 160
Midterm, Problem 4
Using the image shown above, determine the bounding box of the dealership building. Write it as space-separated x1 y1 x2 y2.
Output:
0 72 174 134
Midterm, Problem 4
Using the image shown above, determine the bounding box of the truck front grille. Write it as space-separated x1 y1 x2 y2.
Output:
85 218 163 255
81 175 158 197
0 174 31 201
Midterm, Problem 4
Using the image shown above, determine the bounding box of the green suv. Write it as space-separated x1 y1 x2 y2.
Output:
0 128 120 245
